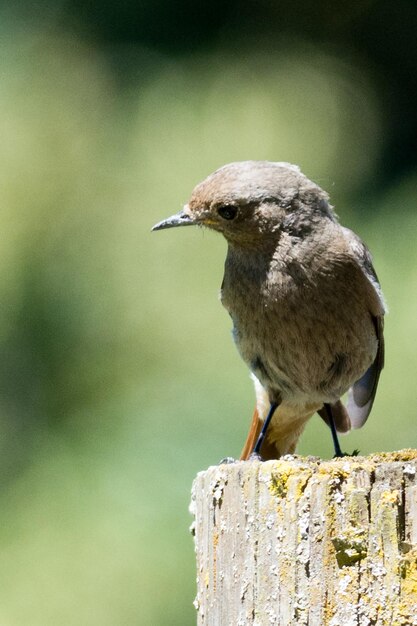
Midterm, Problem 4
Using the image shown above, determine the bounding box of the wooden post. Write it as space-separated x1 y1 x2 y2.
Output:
190 451 417 625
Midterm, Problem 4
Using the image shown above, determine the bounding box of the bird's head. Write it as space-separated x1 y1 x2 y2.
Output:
152 161 335 246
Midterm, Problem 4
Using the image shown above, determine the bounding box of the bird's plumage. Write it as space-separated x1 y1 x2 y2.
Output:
153 161 385 459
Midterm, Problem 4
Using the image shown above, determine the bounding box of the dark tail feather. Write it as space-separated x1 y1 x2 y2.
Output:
318 399 351 433
347 316 385 429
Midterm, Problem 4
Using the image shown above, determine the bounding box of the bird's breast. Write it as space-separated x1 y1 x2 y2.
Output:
220 255 377 403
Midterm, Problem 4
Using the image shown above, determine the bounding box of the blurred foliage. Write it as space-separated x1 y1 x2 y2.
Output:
0 2 416 624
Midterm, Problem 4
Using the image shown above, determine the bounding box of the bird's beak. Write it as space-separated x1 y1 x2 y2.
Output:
151 210 195 232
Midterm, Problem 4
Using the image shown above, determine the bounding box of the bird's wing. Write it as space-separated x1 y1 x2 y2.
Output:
342 228 386 429
347 315 384 428
342 226 386 316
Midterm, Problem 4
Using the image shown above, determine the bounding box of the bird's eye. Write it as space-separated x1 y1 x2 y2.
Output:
217 205 237 220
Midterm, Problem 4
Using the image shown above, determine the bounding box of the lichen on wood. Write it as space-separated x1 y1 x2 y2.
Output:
190 450 417 625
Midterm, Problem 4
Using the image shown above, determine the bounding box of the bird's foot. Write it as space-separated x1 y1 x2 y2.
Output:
333 449 360 459
218 456 237 465
249 451 264 462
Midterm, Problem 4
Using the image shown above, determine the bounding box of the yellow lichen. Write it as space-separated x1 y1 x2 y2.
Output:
270 467 314 503
332 527 368 567
372 449 417 463
270 470 290 498
400 550 417 596
212 531 218 592
380 489 400 505
293 470 313 500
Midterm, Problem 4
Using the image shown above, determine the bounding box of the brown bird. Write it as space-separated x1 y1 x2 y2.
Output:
152 161 385 460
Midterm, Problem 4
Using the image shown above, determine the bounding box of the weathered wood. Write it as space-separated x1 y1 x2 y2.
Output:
190 450 417 625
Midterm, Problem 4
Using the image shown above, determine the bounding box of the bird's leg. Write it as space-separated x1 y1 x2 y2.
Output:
253 402 278 457
323 402 344 457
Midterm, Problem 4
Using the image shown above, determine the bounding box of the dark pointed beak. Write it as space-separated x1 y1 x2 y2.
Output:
151 210 195 232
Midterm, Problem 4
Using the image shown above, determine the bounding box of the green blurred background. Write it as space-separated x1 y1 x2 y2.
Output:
0 1 416 624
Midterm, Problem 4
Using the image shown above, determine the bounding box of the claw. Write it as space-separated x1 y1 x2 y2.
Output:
218 456 237 465
333 449 360 459
249 451 263 462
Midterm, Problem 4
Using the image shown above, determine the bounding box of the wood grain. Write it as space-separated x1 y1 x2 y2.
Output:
190 451 417 625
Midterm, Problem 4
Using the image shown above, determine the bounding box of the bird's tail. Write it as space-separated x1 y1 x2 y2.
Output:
240 402 320 461
240 375 353 460
240 407 264 460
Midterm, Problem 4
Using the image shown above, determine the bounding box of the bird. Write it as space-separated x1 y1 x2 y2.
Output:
152 161 385 460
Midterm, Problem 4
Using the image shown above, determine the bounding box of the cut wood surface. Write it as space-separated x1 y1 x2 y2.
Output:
190 450 417 626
